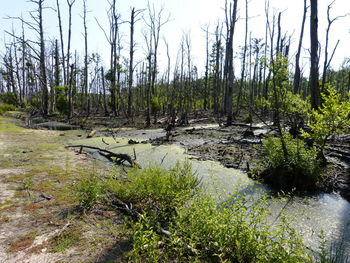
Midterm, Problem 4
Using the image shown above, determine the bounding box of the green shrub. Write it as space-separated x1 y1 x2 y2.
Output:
0 92 18 105
108 161 200 213
55 86 69 114
131 190 314 263
108 163 328 262
0 103 16 115
303 86 350 160
260 133 321 190
74 174 106 211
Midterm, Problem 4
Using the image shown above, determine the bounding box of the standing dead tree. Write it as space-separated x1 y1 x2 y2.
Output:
55 0 66 85
127 7 144 119
320 0 349 93
96 0 121 116
223 0 239 126
293 0 307 94
144 2 170 127
66 0 76 92
310 0 320 110
82 0 89 114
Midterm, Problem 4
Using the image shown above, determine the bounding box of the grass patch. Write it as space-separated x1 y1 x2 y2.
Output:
8 231 37 253
0 117 24 133
48 225 81 253
0 104 16 116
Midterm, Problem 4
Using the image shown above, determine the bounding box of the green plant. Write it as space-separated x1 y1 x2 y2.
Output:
23 177 33 190
260 133 321 190
54 86 69 115
49 227 81 253
130 190 314 263
303 86 350 161
108 161 200 213
0 103 16 115
110 163 330 262
74 174 105 211
0 92 18 106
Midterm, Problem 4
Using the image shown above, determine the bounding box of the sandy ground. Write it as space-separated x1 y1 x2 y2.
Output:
0 117 128 263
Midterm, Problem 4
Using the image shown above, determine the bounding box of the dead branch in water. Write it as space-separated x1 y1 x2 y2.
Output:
66 145 141 168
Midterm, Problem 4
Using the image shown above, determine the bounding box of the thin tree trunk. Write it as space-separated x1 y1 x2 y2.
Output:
293 0 307 94
310 0 320 110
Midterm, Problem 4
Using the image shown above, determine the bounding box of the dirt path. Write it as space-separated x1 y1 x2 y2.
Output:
0 117 129 263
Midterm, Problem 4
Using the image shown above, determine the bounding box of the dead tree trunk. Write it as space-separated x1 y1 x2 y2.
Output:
293 0 307 94
66 0 76 90
310 0 320 110
236 0 248 116
56 0 66 85
224 0 238 126
83 0 89 115
127 8 143 118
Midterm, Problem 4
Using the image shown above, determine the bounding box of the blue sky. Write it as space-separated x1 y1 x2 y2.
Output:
1 0 350 76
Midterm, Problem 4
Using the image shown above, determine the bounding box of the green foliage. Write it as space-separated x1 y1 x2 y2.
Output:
303 86 350 153
260 133 321 190
0 92 18 106
55 86 69 115
263 54 310 127
74 174 106 211
108 161 200 212
106 163 334 262
49 227 81 253
22 177 33 190
0 103 16 116
131 189 314 262
150 97 161 113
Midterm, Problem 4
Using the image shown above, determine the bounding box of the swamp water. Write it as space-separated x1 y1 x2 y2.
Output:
73 134 350 255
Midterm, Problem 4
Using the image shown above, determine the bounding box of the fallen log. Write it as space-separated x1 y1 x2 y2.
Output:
66 145 141 168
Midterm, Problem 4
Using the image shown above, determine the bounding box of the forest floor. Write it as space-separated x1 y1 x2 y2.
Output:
0 116 131 263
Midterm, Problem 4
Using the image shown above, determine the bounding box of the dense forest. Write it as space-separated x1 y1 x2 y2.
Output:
1 0 350 262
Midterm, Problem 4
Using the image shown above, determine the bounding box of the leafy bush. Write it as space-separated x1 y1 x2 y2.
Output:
74 174 106 211
108 161 200 212
303 86 350 160
0 92 18 105
105 163 333 262
260 133 321 190
55 86 69 115
131 190 315 263
0 103 16 115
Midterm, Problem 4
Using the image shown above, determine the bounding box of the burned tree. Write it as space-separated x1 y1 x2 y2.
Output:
223 0 238 126
310 0 320 109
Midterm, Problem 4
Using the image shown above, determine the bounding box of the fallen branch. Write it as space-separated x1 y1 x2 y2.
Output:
66 145 141 168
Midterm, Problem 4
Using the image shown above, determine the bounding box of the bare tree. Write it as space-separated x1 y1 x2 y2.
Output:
56 0 66 85
83 0 89 114
66 0 76 89
293 0 307 94
202 24 210 110
127 7 143 118
310 0 320 110
236 0 248 116
321 0 348 93
144 1 170 126
223 0 239 126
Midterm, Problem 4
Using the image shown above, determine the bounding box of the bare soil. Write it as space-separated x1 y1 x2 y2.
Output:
0 117 131 263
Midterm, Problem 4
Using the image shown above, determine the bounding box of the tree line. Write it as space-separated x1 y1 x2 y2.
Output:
0 0 349 127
